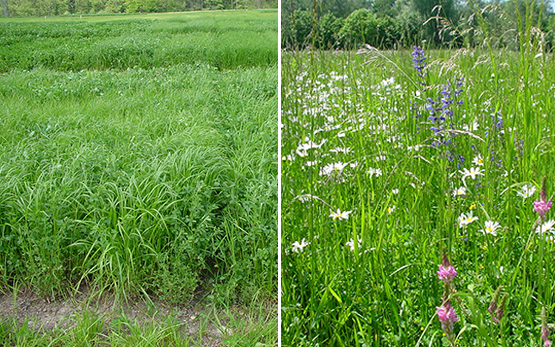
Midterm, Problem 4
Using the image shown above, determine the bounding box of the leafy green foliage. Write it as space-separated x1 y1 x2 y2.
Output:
0 11 277 305
281 0 555 50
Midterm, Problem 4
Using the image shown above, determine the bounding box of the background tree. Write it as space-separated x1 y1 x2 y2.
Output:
373 0 397 17
0 0 275 16
412 0 460 45
280 0 555 50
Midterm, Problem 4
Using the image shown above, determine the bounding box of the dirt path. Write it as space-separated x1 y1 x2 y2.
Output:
0 287 232 346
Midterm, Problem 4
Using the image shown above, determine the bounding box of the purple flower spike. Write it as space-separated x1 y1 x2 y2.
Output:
411 46 426 79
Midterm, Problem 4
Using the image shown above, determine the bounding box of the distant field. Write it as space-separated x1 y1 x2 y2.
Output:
0 10 277 345
0 9 277 22
0 10 278 71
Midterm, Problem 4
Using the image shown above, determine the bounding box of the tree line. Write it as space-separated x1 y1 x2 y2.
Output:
1 0 277 17
282 0 555 51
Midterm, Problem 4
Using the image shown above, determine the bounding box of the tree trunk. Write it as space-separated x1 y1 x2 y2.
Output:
2 0 9 17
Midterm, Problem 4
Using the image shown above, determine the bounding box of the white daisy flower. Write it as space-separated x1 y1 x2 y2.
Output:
407 145 421 152
367 167 383 178
472 154 485 166
296 139 327 157
479 221 501 236
329 147 352 154
282 154 295 161
380 77 395 87
517 184 536 200
452 186 467 196
458 211 478 228
320 162 348 176
292 238 310 253
463 120 479 131
535 220 555 235
460 167 484 186
460 167 484 180
329 209 352 220
346 236 363 251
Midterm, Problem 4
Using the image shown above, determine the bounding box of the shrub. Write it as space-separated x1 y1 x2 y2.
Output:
289 10 313 50
317 13 344 50
338 9 378 49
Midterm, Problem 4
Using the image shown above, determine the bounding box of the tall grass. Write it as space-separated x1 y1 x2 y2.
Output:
0 11 278 71
281 40 555 346
0 11 277 310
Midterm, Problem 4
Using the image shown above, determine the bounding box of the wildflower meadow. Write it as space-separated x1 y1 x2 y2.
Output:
281 34 555 347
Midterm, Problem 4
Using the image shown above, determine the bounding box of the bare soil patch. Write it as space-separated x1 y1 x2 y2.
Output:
0 286 238 346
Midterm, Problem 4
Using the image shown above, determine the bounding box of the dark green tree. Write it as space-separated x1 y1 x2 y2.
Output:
412 0 459 45
373 0 397 17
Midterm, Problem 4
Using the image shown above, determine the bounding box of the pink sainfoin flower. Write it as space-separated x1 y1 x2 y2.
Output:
488 298 499 323
437 300 458 323
542 307 551 347
436 251 458 342
535 177 552 217
436 300 458 342
437 264 457 283
488 285 507 324
534 200 552 217
543 324 551 346
437 253 457 283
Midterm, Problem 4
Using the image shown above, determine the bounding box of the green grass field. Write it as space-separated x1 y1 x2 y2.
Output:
0 10 277 71
0 10 277 346
281 46 555 346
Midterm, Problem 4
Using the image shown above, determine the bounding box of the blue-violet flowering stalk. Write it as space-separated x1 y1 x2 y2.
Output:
411 46 426 80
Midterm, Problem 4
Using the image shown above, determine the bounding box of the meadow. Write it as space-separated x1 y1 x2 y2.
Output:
0 10 277 346
281 45 555 346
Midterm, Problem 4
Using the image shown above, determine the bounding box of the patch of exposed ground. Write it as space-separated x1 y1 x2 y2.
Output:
0 286 239 346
